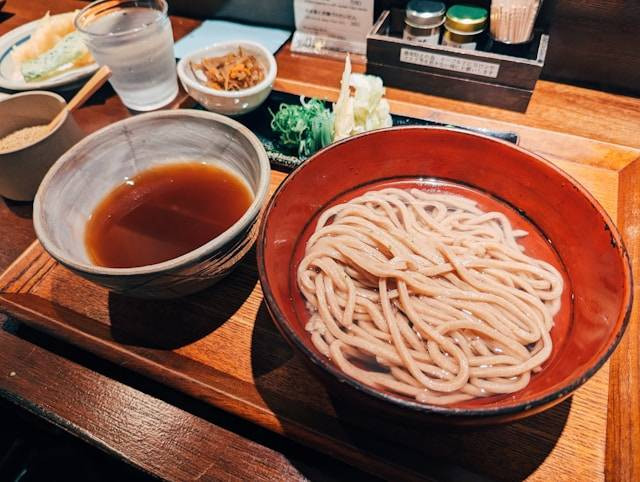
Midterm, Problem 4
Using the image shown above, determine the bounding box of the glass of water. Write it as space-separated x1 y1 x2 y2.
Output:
75 0 178 111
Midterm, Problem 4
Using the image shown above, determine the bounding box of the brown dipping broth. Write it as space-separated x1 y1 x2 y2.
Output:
85 162 253 268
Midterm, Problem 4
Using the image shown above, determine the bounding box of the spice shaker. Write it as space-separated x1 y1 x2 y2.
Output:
403 0 446 46
442 5 488 50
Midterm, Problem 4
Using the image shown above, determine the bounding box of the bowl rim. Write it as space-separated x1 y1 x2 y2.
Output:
177 40 277 99
0 90 70 155
257 125 634 417
34 108 271 276
75 0 169 39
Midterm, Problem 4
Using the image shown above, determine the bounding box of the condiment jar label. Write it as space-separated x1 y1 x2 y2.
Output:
403 29 440 45
442 33 476 50
441 38 476 50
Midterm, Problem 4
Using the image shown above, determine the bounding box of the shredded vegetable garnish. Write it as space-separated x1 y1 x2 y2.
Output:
190 48 264 91
270 98 333 157
334 55 392 141
269 55 392 157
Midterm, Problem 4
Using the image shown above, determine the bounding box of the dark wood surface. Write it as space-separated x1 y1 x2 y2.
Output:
0 317 377 481
0 0 639 480
540 0 640 95
0 325 309 481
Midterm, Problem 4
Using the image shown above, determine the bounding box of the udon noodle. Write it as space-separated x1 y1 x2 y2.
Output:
297 187 563 405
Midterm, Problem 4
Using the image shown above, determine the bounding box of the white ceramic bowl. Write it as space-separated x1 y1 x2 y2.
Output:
33 109 271 299
177 41 277 116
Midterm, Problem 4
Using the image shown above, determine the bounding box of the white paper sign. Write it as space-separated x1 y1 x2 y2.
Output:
400 48 501 78
292 0 374 56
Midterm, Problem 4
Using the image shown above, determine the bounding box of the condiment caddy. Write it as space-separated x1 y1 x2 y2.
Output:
367 6 549 111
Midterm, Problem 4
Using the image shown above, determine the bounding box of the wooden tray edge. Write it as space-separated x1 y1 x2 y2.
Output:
0 290 432 482
606 157 640 481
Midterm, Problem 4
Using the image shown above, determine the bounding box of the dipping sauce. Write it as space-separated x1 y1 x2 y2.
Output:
85 162 253 268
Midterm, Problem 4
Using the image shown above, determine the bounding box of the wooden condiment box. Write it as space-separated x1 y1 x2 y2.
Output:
366 10 549 112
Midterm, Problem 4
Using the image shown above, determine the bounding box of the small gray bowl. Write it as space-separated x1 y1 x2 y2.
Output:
33 109 271 298
0 91 85 201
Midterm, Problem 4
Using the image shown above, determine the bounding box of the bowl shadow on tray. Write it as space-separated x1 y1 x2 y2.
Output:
0 12 13 24
3 197 33 219
250 301 572 481
106 250 260 350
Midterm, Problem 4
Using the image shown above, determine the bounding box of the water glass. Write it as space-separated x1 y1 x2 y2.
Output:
75 0 178 111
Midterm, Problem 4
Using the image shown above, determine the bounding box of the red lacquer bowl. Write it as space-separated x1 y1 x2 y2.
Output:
257 127 633 424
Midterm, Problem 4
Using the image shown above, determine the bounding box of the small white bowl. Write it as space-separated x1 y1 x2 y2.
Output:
177 41 277 117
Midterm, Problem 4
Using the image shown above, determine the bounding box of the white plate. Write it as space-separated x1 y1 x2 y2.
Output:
0 18 98 91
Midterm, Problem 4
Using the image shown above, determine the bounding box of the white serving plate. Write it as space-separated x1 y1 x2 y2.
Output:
0 18 98 91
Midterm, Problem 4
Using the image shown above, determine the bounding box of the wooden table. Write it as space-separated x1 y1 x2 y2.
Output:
0 1 638 480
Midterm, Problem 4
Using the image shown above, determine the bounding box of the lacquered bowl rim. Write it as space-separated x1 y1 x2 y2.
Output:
34 108 271 277
257 126 634 417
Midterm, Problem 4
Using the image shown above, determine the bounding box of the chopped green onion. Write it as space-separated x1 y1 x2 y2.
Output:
270 97 333 158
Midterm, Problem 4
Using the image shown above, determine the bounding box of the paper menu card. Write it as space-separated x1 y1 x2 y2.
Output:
292 0 374 56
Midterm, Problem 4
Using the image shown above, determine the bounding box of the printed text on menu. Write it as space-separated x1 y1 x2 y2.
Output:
294 0 373 42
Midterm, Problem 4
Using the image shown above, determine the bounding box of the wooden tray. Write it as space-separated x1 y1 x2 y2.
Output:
1 112 638 480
